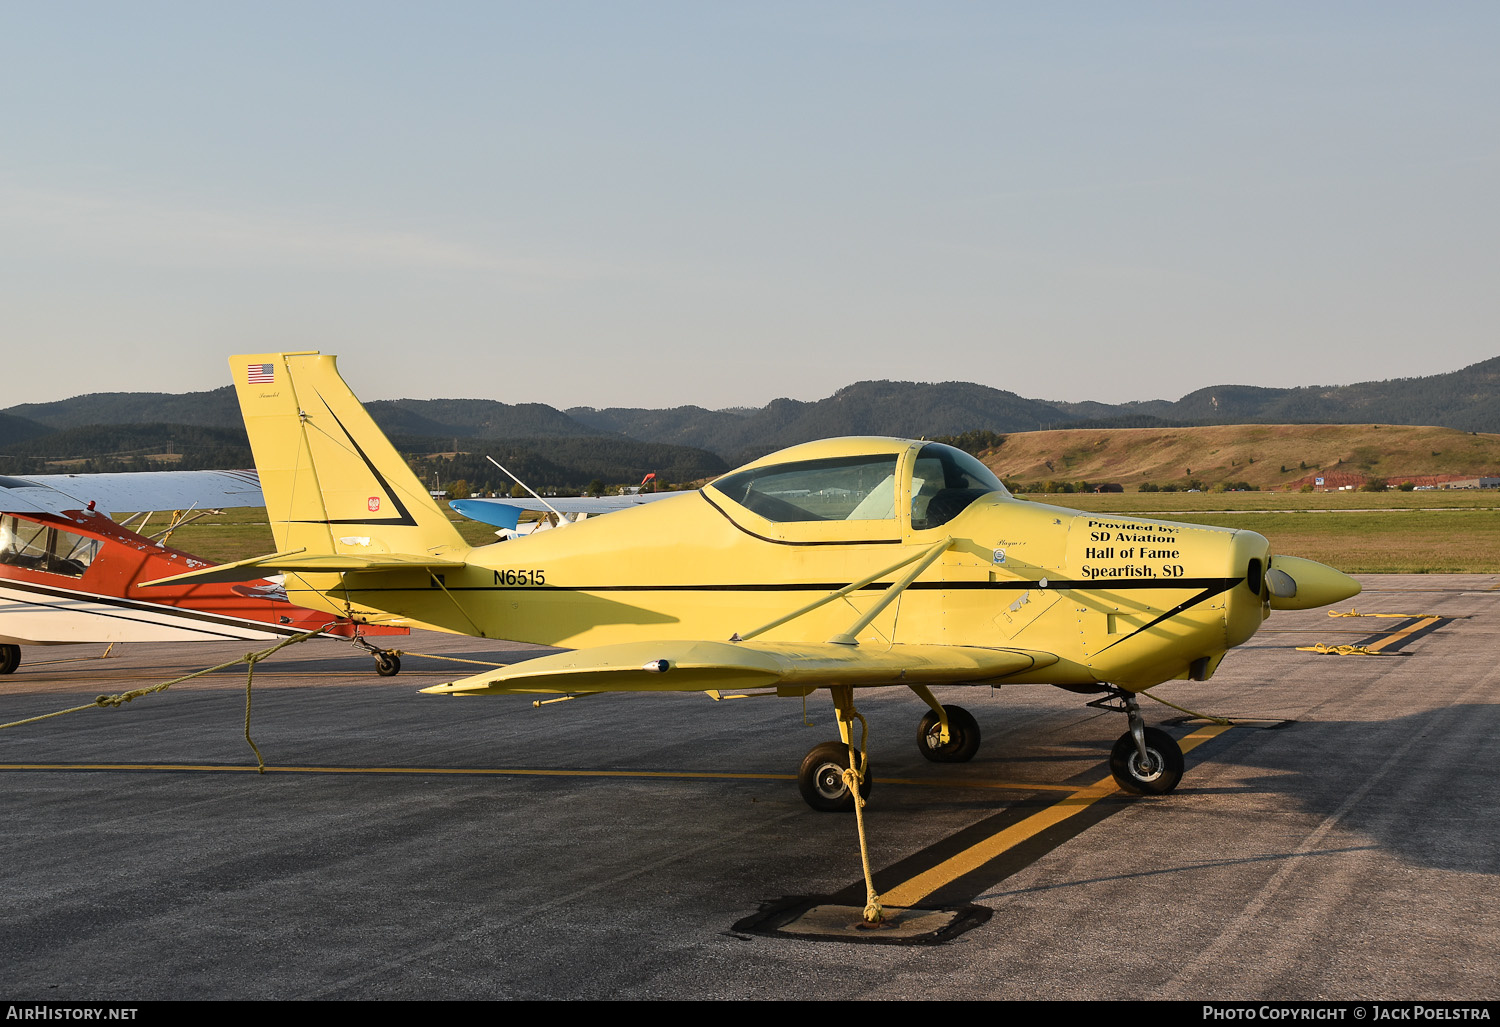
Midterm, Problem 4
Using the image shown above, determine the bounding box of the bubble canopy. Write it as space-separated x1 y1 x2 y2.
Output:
706 438 1008 543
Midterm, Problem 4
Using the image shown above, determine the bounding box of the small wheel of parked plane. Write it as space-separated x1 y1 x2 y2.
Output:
374 653 401 677
1109 726 1184 795
916 704 981 763
797 740 872 812
0 644 20 675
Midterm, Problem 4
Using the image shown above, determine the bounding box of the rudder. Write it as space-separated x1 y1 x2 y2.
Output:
231 353 466 560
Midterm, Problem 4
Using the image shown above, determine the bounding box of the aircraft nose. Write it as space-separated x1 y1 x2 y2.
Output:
1266 555 1361 611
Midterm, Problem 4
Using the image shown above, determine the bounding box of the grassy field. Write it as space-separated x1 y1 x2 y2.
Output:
149 490 1500 574
980 423 1500 491
1059 490 1500 513
143 507 500 564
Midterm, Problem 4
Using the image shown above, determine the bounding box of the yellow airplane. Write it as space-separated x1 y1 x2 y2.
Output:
153 352 1360 809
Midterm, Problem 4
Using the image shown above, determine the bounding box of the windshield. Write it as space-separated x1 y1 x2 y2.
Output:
711 454 900 522
0 515 101 577
909 444 1007 529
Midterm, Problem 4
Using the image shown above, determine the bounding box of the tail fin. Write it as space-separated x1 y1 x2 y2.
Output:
231 353 467 560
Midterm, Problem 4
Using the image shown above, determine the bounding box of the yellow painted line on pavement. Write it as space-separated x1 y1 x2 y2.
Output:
0 763 1070 789
1359 616 1439 653
879 723 1233 908
0 762 795 780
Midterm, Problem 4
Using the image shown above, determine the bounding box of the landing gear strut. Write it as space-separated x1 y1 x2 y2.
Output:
797 685 887 925
1091 688 1184 795
0 644 19 675
796 685 874 813
350 632 401 677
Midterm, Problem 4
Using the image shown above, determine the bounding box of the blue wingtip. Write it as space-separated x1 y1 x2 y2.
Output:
450 499 522 531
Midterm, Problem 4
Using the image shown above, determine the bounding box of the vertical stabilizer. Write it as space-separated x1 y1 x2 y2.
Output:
230 353 466 559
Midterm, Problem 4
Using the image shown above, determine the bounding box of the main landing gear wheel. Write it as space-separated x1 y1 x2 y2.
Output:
0 644 19 675
798 740 872 813
1109 726 1184 795
916 704 981 763
374 653 401 677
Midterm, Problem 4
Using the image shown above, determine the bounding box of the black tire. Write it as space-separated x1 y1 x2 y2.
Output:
374 653 401 677
0 644 19 675
1109 727 1184 795
797 740 873 812
916 704 981 763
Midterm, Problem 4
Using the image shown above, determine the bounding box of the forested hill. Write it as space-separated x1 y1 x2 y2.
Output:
568 381 1075 463
4 356 1500 463
1064 356 1500 431
4 387 606 440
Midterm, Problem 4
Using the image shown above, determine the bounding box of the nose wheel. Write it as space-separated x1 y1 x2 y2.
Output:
0 644 19 675
1109 726 1183 794
1089 687 1185 794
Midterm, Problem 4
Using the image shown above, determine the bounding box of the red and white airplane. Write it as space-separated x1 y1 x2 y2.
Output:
0 470 406 676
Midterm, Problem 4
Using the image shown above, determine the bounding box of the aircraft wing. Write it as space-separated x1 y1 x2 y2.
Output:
0 470 263 517
421 639 1059 695
450 492 684 529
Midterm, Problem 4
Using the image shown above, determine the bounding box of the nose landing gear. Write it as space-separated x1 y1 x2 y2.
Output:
1090 688 1184 795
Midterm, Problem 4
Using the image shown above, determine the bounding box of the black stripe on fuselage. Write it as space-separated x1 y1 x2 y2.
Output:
314 576 1242 594
1086 577 1244 654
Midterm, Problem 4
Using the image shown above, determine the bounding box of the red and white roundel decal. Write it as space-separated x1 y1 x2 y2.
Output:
367 497 381 512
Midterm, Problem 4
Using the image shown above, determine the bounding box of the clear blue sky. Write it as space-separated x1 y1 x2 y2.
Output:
2 2 1496 411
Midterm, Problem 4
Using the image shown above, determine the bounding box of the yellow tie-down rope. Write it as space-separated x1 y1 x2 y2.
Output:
1137 688 1232 725
0 627 329 771
377 649 507 669
838 709 885 926
1328 608 1447 619
1300 608 1447 656
1295 643 1393 656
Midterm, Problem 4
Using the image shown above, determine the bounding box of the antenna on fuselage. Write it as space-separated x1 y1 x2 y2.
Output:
484 455 566 523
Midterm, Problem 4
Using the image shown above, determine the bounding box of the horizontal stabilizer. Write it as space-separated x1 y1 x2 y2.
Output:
421 639 1058 695
142 549 466 588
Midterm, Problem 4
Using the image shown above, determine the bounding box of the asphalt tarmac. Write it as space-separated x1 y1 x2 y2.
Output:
2 574 1496 1000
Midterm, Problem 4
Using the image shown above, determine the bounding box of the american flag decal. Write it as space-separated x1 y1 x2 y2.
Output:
247 363 275 384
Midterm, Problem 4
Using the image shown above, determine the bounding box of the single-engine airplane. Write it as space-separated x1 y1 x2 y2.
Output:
0 470 405 676
151 352 1360 807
